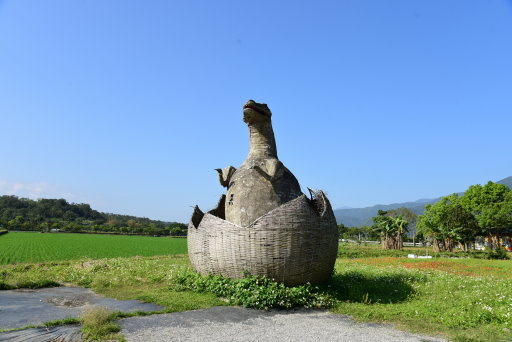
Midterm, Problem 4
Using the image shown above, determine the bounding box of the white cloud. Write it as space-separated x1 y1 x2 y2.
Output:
0 180 75 200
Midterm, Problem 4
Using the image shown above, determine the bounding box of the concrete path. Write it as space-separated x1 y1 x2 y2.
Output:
0 325 82 342
0 286 162 330
120 306 448 342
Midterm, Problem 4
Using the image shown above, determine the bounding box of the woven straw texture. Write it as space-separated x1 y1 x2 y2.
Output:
188 192 338 286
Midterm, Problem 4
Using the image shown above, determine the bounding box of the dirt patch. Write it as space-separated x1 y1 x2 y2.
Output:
44 293 93 307
351 257 505 278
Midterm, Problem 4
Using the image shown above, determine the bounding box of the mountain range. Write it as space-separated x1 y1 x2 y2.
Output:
334 176 512 227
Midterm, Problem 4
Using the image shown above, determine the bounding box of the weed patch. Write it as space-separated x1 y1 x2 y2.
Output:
81 307 125 342
171 270 336 310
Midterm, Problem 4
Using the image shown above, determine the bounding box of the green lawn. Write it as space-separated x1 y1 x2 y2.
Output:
2 235 512 341
2 255 512 341
0 232 187 265
331 259 512 342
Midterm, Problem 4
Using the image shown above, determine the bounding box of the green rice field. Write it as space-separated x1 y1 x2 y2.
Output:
0 232 187 265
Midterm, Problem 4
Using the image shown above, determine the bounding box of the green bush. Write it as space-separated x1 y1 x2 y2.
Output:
337 244 494 260
170 270 336 310
338 245 409 258
485 248 509 260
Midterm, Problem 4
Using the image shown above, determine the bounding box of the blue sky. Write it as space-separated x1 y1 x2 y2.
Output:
1 1 511 223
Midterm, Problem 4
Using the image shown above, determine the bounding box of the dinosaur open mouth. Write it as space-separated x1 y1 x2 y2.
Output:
243 104 267 116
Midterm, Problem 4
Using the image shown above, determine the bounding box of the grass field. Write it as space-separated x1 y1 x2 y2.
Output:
2 233 512 341
0 232 187 265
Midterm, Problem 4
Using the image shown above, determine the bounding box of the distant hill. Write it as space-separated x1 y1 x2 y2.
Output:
497 176 512 189
0 195 186 235
334 176 512 227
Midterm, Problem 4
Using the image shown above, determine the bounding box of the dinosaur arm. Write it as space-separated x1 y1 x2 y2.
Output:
215 166 236 187
222 166 236 182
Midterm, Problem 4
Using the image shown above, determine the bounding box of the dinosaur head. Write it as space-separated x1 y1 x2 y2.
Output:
243 100 272 125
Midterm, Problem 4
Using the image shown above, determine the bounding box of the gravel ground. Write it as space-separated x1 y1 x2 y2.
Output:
120 306 448 342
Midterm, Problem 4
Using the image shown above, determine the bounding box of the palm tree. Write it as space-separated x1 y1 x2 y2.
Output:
372 211 409 250
392 216 409 250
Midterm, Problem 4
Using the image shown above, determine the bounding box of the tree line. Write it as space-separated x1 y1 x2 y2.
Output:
338 206 417 248
339 181 512 252
417 181 512 251
0 195 187 236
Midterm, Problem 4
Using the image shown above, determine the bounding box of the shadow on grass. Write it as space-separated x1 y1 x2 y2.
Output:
324 271 417 304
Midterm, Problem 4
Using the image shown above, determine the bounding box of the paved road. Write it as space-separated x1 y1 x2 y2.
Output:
120 306 448 342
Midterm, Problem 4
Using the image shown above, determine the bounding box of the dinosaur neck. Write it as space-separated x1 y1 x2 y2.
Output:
247 121 277 159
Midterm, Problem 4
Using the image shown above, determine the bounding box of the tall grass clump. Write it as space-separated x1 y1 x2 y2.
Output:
81 307 125 342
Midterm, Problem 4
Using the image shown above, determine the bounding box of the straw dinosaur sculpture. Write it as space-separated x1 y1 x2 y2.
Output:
188 100 338 286
216 100 302 227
